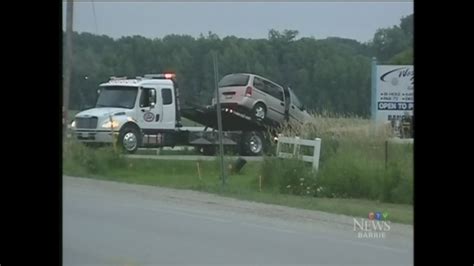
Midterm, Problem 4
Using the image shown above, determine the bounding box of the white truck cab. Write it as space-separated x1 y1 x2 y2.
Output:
71 74 180 152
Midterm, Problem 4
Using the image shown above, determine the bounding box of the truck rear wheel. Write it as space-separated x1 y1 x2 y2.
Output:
241 131 264 156
118 126 141 154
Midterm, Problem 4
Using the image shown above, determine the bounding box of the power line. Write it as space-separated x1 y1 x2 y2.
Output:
91 0 98 34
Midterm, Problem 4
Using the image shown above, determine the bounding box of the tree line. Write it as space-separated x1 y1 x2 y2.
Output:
65 14 413 116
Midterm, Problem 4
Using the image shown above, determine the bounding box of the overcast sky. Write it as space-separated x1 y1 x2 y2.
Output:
63 2 413 43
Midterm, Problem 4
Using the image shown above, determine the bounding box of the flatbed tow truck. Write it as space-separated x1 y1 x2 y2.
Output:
70 73 288 156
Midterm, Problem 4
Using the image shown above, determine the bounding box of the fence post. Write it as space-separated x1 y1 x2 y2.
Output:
276 134 282 157
312 138 321 171
293 136 300 157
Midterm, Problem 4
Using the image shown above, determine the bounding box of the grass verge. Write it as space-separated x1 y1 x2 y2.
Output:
63 142 413 224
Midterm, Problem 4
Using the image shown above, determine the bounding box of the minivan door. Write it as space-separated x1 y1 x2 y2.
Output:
282 86 291 121
262 80 286 123
288 87 306 124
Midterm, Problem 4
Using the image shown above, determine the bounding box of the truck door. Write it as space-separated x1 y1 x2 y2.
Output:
159 86 176 129
137 86 163 130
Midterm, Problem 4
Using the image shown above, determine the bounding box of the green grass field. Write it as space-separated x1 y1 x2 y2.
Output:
63 113 413 224
63 143 413 224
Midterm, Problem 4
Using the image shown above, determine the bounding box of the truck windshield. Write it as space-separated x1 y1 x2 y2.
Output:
96 86 138 109
218 74 250 87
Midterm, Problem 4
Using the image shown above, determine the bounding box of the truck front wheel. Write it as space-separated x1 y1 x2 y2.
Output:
118 126 141 154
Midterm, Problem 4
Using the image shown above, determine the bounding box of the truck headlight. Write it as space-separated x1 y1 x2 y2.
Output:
71 120 76 128
102 120 120 129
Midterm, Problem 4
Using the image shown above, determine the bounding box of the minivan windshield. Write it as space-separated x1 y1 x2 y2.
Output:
289 88 304 110
218 74 250 87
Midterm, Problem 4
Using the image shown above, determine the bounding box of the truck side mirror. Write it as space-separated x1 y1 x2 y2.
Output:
149 90 156 108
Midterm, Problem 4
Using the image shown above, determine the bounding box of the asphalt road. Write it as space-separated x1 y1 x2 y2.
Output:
63 176 413 266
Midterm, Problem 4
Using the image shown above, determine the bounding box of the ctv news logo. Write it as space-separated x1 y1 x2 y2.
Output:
353 211 391 239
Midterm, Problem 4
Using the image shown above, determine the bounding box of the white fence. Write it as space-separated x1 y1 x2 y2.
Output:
276 136 322 171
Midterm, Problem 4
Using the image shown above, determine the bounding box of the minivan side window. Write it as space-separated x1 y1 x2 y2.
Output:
263 80 284 101
253 77 265 91
272 83 284 101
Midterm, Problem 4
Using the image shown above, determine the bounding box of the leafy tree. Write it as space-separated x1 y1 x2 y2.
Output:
65 13 413 117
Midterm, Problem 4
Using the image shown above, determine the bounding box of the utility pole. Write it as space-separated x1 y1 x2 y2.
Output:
213 52 226 185
63 0 73 138
370 57 377 136
370 57 377 123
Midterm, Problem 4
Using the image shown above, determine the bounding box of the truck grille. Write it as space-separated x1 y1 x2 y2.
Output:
76 117 98 129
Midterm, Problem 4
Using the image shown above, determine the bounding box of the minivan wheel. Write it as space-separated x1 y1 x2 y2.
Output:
252 103 266 122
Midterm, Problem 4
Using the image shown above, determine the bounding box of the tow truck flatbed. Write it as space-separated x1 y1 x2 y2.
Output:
180 102 281 132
